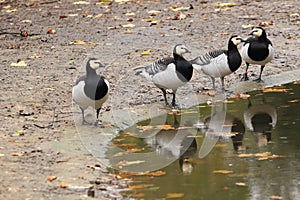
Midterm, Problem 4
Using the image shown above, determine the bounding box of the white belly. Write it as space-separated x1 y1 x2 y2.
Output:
201 54 232 78
152 64 186 89
241 43 274 66
72 81 109 110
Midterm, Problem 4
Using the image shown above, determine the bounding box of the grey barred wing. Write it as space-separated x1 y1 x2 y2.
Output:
190 49 226 65
145 57 175 76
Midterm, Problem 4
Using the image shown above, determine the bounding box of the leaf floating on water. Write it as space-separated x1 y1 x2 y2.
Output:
238 152 285 160
235 182 247 187
235 93 250 99
270 195 283 200
213 170 233 174
147 170 166 177
166 193 185 199
117 160 145 167
263 87 290 93
155 124 175 130
10 60 27 67
288 99 299 103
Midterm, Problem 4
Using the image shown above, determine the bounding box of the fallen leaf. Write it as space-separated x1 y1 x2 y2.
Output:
155 124 175 130
259 21 274 27
141 49 151 56
123 29 132 34
121 23 135 28
47 176 57 181
73 1 89 4
235 182 247 186
60 182 68 188
214 2 236 7
147 170 166 177
235 93 250 99
169 5 191 12
148 10 161 15
289 13 300 17
21 19 32 23
0 153 5 157
93 13 103 18
242 24 254 29
263 88 289 93
67 14 78 17
270 195 283 200
288 99 299 103
166 193 184 199
11 152 23 156
10 60 27 67
70 40 96 46
47 29 56 34
283 34 295 39
117 160 145 167
125 12 135 16
126 148 144 153
213 170 233 174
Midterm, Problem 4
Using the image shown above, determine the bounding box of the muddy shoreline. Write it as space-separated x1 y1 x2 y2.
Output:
0 0 299 199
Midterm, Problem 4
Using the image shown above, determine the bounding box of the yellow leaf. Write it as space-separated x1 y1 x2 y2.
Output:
155 124 175 130
10 60 27 67
71 40 96 46
123 29 132 34
289 13 300 18
166 193 185 199
0 153 5 157
213 170 233 174
141 49 151 55
214 2 236 7
11 152 23 156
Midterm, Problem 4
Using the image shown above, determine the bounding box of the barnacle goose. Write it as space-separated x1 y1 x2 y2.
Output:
72 58 110 127
190 35 243 91
241 27 274 82
134 44 193 108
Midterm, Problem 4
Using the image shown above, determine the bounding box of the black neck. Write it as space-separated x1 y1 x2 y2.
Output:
227 41 242 72
173 53 193 82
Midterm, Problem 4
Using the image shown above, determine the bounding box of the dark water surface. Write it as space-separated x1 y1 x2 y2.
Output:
109 83 300 200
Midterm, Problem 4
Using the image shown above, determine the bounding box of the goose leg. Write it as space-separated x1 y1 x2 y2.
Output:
220 77 225 91
254 65 265 83
160 88 169 106
80 107 90 125
240 63 249 81
171 89 179 108
211 77 216 90
94 108 105 128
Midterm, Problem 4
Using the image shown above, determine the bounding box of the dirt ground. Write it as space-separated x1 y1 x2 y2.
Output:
0 0 299 199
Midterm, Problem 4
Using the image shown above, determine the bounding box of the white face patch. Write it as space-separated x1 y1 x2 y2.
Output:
231 37 242 46
89 59 102 70
252 28 263 37
175 45 190 56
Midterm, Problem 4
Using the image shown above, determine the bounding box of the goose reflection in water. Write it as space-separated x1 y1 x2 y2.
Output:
195 103 246 153
244 97 277 147
145 112 197 175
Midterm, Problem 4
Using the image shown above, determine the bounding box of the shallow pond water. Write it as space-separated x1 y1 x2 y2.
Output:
107 82 300 200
